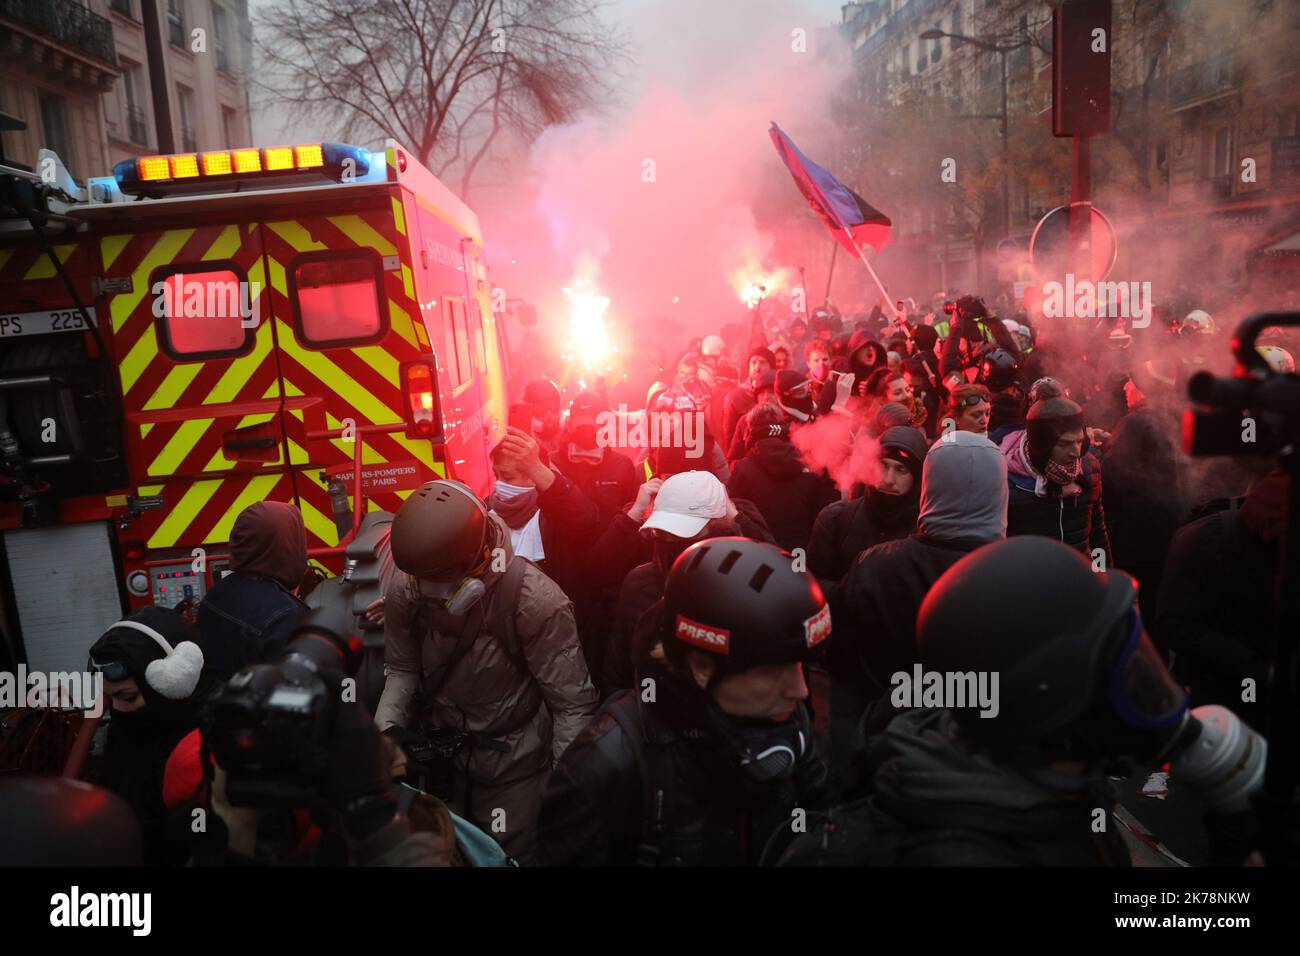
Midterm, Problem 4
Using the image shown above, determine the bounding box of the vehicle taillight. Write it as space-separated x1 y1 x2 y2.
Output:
401 360 440 439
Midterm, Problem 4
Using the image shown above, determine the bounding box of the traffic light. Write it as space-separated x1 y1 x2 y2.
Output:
1051 0 1112 137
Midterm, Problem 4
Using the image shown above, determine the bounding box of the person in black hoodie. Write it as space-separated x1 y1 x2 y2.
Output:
87 606 216 865
553 390 640 532
818 330 886 416
1000 397 1110 563
727 404 837 553
828 432 1007 775
807 425 928 589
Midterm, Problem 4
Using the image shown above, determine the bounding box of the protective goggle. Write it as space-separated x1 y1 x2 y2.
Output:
88 656 132 682
951 394 990 409
1108 608 1187 731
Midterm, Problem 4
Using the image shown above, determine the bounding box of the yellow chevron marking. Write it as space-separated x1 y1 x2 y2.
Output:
300 498 339 547
142 361 202 411
202 474 283 544
391 196 406 236
203 449 238 472
286 437 309 465
0 249 11 272
390 431 436 467
119 326 158 396
276 319 399 424
138 483 164 496
101 234 131 271
141 423 154 439
329 214 396 256
148 417 211 476
148 478 221 548
205 321 272 404
388 299 417 348
204 224 242 260
267 220 326 253
23 243 76 280
111 229 195 333
268 255 287 296
400 263 415 300
354 345 399 383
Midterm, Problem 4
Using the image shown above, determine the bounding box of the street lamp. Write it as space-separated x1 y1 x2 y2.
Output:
921 28 1029 245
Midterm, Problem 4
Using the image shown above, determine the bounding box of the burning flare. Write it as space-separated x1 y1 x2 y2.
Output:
562 283 613 370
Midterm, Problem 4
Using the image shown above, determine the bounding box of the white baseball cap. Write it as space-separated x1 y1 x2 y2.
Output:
640 471 729 538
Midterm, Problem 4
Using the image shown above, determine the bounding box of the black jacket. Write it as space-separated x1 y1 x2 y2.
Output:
727 438 837 553
807 490 918 590
830 534 986 698
198 572 307 682
1153 501 1274 727
556 448 640 534
603 562 662 692
538 656 829 866
1006 451 1111 560
1102 402 1185 607
777 709 1131 866
722 386 755 450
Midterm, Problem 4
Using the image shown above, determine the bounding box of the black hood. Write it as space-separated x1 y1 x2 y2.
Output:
749 437 803 479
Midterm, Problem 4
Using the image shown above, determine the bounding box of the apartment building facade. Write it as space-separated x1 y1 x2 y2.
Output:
0 0 252 181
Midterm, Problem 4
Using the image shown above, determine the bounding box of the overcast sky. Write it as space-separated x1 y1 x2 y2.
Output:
247 0 843 148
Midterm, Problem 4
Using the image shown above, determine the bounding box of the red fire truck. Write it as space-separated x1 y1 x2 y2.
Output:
0 140 510 676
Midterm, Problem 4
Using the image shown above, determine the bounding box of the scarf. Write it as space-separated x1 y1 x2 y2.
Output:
487 480 540 529
1005 430 1082 497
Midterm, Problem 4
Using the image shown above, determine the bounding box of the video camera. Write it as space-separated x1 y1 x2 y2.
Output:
1183 312 1300 457
203 603 363 807
203 510 395 808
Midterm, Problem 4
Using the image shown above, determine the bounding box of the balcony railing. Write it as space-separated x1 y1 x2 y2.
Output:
1169 51 1239 109
0 0 118 66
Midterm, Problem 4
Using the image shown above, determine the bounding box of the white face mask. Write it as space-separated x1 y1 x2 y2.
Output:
493 480 534 500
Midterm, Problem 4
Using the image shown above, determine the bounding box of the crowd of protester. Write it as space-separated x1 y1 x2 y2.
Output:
14 289 1299 869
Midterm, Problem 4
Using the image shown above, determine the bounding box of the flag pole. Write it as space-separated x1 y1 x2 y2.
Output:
842 227 903 323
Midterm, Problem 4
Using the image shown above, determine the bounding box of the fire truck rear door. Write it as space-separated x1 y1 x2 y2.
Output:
101 222 293 554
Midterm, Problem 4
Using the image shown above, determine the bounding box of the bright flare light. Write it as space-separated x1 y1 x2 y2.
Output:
563 284 613 370
741 283 768 309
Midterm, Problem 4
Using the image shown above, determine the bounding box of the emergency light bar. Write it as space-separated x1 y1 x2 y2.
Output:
112 143 371 195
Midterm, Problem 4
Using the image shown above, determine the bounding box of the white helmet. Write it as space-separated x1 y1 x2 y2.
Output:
1182 309 1215 334
1257 345 1295 374
701 334 725 357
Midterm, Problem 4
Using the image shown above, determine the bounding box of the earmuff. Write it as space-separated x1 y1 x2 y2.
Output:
108 619 205 700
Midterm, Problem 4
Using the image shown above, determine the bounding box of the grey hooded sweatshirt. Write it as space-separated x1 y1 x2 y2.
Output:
830 431 1008 697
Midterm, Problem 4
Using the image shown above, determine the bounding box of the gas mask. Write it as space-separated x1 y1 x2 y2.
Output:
565 426 603 465
1071 608 1189 764
707 703 811 784
409 573 486 618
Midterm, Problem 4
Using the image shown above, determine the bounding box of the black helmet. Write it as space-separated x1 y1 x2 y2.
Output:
917 538 1186 760
979 347 1018 390
663 537 829 674
390 480 490 581
0 777 142 865
522 378 561 409
774 368 815 421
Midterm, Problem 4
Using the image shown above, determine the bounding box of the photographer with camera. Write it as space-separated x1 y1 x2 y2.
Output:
376 480 598 864
190 602 466 866
538 537 831 866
